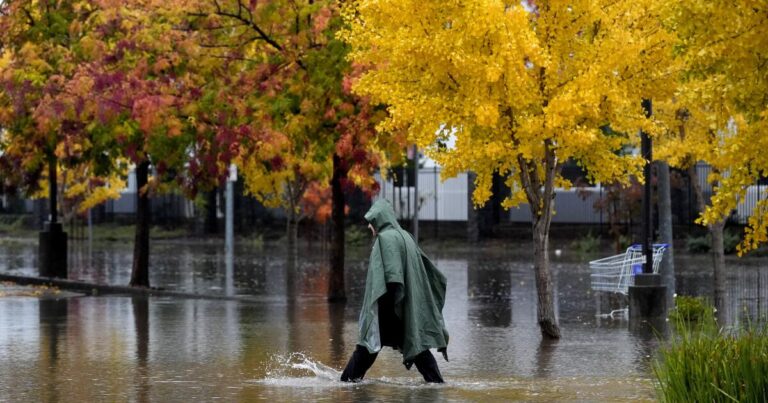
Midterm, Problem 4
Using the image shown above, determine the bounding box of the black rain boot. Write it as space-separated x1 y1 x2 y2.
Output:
340 345 378 382
413 350 444 383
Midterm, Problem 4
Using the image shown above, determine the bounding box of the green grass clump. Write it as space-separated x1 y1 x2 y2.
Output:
0 215 32 236
570 231 600 257
654 302 768 402
89 224 187 242
668 295 715 326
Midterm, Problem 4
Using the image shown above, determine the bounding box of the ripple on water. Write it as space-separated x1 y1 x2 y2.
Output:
250 352 656 401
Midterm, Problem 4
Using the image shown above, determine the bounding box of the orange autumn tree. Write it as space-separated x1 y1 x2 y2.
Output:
183 0 400 301
28 0 240 287
0 1 127 227
343 0 675 337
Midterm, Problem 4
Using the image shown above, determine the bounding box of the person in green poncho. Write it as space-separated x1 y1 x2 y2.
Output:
340 199 449 383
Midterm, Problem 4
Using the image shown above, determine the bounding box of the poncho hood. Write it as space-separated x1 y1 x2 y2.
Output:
364 199 400 233
358 199 449 364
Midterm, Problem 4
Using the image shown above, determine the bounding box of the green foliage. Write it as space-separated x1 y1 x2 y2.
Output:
0 215 27 233
345 225 370 247
616 234 633 251
654 311 768 403
686 229 742 254
668 295 715 327
90 224 186 242
245 233 264 249
570 231 601 257
686 234 711 253
723 229 741 255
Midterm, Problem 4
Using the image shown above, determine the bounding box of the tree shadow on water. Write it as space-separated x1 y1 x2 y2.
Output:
39 299 68 403
132 297 150 403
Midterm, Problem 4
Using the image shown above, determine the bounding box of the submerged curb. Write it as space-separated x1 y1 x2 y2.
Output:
0 273 268 303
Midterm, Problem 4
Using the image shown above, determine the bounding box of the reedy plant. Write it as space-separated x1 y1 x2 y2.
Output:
654 301 768 402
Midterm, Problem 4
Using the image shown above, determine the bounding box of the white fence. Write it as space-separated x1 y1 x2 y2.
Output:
374 169 468 221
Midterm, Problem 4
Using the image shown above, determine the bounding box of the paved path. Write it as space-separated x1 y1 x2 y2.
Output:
0 281 83 298
0 273 287 303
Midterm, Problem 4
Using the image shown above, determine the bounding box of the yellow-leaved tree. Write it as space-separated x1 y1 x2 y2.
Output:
653 1 768 314
654 99 732 309
343 0 674 338
660 1 768 254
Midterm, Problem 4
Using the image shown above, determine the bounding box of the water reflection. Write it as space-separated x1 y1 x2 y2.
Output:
39 299 67 403
467 261 512 327
1 240 764 328
327 303 346 365
628 317 668 373
1 240 768 401
467 262 512 299
534 338 556 378
132 297 150 403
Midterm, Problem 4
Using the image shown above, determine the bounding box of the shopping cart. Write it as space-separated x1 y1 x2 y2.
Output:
590 244 668 317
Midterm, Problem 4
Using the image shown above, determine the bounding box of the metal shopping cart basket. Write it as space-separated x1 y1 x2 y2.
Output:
590 244 668 317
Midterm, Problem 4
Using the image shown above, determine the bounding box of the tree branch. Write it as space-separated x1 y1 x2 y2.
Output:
517 155 540 209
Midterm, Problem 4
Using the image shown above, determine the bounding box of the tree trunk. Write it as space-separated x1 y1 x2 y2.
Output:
688 164 727 317
533 218 561 339
518 142 561 339
467 171 479 243
204 188 218 234
286 213 299 248
48 152 58 224
710 220 727 321
328 154 347 302
130 160 151 287
657 161 675 305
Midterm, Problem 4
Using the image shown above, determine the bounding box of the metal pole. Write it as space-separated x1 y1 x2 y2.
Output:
412 145 419 243
434 165 438 239
688 168 693 229
225 164 236 297
87 207 93 256
405 158 409 224
641 99 654 273
599 183 603 237
629 98 667 320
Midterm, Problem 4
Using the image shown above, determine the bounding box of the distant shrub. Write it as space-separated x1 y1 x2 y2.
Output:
346 225 369 246
686 229 741 255
723 229 741 255
570 231 600 256
686 234 710 253
246 233 264 249
668 295 715 327
0 215 26 233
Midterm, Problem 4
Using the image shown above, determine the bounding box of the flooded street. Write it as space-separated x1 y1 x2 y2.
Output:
1 239 767 401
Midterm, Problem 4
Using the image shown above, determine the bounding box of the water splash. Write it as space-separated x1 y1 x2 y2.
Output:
257 352 348 388
255 352 512 391
287 352 341 382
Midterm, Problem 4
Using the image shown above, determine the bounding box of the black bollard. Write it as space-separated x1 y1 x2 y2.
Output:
629 273 667 319
39 154 68 279
39 221 68 278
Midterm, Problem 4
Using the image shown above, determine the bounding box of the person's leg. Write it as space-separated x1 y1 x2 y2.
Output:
413 349 444 383
340 345 378 382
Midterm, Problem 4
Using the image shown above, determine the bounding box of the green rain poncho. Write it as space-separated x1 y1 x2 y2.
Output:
358 199 449 364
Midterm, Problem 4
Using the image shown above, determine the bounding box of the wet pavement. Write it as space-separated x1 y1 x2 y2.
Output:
0 238 767 402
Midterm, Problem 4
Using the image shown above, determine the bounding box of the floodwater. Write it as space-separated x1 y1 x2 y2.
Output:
1 238 767 402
